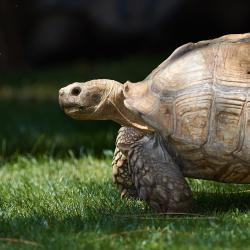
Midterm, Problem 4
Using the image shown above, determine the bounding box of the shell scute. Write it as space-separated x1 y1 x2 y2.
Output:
123 33 250 183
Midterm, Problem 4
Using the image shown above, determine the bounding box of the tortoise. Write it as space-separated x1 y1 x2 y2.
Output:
59 33 250 212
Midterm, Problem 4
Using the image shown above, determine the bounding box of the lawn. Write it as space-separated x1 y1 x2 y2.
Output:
1 156 250 250
1 56 250 249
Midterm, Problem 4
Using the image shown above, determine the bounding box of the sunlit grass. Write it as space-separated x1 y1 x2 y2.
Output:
1 155 250 249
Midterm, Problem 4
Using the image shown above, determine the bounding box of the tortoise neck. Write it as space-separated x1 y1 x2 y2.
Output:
105 81 153 132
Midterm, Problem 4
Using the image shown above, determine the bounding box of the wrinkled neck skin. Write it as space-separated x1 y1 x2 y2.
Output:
90 80 153 132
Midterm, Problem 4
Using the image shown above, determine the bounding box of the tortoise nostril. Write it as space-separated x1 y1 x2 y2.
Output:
59 89 65 96
71 86 81 96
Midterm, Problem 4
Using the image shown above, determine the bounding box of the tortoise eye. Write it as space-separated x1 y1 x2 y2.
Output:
71 86 81 96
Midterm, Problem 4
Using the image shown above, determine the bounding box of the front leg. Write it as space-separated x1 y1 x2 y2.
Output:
112 126 145 198
128 133 193 212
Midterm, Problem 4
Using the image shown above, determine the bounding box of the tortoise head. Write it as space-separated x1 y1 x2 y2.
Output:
59 79 153 131
59 79 120 120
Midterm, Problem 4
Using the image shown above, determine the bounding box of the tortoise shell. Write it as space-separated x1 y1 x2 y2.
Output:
124 33 250 183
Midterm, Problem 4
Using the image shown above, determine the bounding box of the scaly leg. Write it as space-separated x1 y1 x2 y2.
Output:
112 126 145 198
128 133 193 212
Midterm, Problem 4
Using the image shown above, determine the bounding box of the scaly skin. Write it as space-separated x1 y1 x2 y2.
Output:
112 127 192 212
128 133 193 212
112 126 145 198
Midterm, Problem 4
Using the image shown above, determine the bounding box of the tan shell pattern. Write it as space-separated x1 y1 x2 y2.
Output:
144 34 250 183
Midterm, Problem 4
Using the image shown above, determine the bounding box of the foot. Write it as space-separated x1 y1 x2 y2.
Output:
128 133 193 212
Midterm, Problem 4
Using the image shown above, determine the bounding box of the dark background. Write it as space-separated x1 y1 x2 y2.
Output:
0 0 249 159
1 0 249 69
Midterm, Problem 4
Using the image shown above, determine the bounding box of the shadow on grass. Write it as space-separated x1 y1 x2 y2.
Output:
194 191 250 214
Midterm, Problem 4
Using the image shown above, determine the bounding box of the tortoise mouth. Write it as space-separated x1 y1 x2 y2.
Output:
61 103 79 109
60 102 95 119
59 100 83 115
64 106 82 113
59 95 82 110
63 107 82 119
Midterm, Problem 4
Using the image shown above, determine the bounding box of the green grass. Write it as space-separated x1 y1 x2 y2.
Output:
1 57 250 249
1 155 250 249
